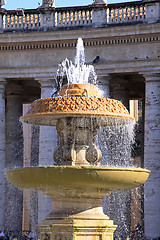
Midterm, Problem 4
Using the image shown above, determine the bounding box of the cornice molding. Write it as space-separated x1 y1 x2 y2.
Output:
0 59 159 80
140 72 160 82
0 34 159 51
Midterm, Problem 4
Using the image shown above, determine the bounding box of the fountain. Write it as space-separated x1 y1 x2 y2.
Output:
6 38 150 240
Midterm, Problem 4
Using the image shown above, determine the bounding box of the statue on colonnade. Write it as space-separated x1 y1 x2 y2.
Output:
42 0 55 8
0 0 6 8
92 0 107 5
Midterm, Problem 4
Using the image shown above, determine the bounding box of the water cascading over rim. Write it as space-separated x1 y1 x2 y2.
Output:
20 84 134 125
19 38 134 166
21 38 134 126
20 83 135 166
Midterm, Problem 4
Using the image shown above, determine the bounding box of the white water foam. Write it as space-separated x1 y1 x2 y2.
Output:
56 38 97 89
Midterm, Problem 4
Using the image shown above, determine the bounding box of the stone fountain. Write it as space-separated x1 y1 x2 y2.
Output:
6 38 150 240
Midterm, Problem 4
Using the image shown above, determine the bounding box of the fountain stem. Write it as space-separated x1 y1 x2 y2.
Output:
54 117 101 166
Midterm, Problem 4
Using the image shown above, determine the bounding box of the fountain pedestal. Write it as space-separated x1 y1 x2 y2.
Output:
39 213 116 240
38 181 117 240
39 189 117 240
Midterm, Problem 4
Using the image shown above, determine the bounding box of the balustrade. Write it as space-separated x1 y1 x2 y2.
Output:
108 2 146 23
0 0 159 31
3 10 41 30
55 7 92 27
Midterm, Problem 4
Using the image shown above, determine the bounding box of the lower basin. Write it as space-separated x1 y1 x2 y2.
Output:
6 166 150 193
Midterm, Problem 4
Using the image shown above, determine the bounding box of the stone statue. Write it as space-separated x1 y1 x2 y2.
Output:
0 0 6 8
92 0 107 5
42 0 55 8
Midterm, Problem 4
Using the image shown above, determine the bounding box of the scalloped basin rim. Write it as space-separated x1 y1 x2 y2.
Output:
20 113 134 126
21 112 133 119
6 166 150 192
20 94 135 126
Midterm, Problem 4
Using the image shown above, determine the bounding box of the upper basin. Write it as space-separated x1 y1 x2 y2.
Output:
6 166 150 193
20 84 134 126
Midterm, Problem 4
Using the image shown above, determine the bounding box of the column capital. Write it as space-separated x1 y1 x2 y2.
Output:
36 77 55 87
97 74 111 85
0 78 6 84
0 78 6 90
97 74 111 98
36 77 56 98
141 72 160 82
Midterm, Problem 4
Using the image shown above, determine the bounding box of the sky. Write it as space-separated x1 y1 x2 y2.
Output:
5 0 138 10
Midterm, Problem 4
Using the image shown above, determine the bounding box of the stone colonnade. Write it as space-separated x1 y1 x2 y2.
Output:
0 72 159 238
0 77 57 232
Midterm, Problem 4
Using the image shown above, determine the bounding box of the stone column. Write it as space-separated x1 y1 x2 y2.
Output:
143 73 160 239
0 79 6 231
109 76 131 238
98 75 132 237
97 74 111 222
37 77 57 166
5 82 23 235
97 74 111 164
37 77 57 224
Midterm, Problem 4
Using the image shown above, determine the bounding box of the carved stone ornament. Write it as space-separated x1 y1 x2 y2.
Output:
43 233 51 240
55 236 70 240
42 0 55 7
0 0 6 8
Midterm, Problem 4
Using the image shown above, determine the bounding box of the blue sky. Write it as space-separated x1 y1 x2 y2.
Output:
5 0 137 10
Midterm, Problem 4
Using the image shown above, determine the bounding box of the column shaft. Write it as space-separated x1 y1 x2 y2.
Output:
5 83 23 234
0 79 6 230
144 73 160 238
37 78 56 224
38 78 57 166
109 76 131 238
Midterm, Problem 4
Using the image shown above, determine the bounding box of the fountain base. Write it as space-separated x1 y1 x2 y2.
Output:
39 207 117 240
6 166 150 239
